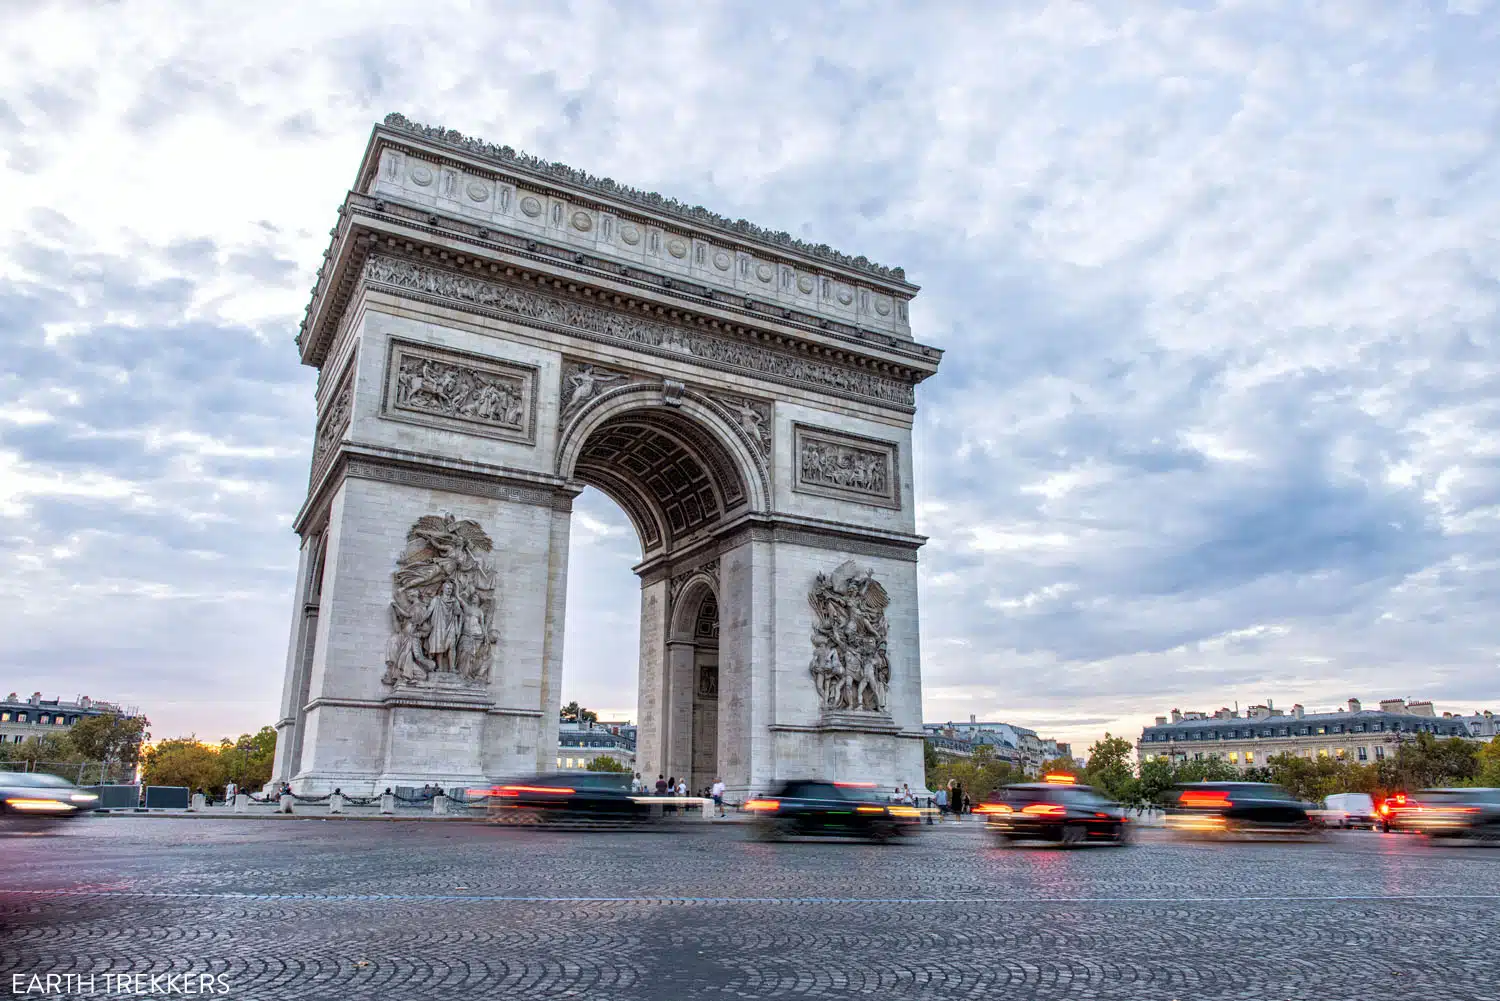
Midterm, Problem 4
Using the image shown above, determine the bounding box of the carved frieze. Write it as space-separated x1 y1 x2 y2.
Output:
808 560 891 714
793 424 899 509
311 361 354 482
382 514 499 687
381 338 537 443
361 256 915 407
670 558 720 604
708 392 772 457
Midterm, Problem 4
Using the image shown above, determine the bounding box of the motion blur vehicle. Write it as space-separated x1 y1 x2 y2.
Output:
976 774 1130 847
1165 782 1319 838
0 772 100 824
1398 788 1500 840
745 780 921 842
480 772 658 829
1378 792 1416 833
1321 792 1378 830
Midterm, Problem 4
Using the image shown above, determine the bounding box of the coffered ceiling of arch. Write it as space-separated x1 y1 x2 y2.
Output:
573 411 747 553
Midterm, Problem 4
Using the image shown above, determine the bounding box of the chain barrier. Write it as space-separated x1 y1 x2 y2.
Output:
339 794 383 807
289 792 332 804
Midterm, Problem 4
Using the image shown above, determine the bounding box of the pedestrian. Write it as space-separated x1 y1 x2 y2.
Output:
962 792 972 815
655 774 668 796
711 776 726 818
935 786 948 818
949 780 963 820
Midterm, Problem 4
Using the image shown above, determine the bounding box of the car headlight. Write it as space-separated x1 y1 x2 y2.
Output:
70 793 99 802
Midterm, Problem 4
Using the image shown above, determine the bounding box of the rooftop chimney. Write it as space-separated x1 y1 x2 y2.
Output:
969 713 976 725
1155 716 1168 726
1170 709 1182 723
1292 703 1304 719
1347 698 1361 713
1407 700 1435 717
80 696 91 709
30 692 41 706
1379 699 1406 714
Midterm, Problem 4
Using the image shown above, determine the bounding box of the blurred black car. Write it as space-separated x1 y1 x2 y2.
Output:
977 778 1130 846
480 772 657 829
0 772 100 820
746 780 921 842
1399 788 1500 840
1165 782 1319 837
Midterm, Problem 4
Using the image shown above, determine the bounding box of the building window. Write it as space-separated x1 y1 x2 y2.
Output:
1358 747 1368 761
1332 725 1343 734
1375 746 1385 760
556 757 563 768
1228 752 1239 764
38 714 48 725
1280 728 1290 737
54 717 65 725
0 712 8 722
16 713 26 723
1335 747 1346 760
1244 751 1254 764
1315 726 1325 735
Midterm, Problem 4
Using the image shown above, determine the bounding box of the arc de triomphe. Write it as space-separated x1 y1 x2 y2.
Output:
268 114 943 797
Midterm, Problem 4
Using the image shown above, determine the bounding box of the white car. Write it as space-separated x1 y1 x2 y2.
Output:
1322 792 1378 829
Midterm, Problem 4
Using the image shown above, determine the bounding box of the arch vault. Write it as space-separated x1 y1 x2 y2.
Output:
269 115 942 798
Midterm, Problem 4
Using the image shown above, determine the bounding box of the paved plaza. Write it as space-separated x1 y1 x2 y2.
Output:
3 817 1499 999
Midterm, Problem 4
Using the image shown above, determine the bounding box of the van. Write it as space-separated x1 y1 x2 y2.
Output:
1323 792 1377 829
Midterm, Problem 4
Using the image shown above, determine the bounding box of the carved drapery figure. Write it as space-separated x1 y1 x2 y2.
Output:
564 362 625 413
382 514 499 687
808 560 891 713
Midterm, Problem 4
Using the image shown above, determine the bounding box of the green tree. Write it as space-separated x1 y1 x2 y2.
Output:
587 755 630 774
1136 757 1176 806
218 727 277 791
67 714 151 776
923 740 940 787
141 738 225 794
560 701 598 724
1477 738 1500 787
1082 734 1136 801
0 734 86 778
1037 755 1078 779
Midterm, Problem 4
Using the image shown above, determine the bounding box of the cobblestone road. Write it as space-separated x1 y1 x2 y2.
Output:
3 817 1499 1000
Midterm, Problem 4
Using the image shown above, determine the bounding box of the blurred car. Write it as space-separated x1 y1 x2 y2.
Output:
1398 788 1500 840
1377 792 1416 833
976 775 1130 847
1165 782 1319 837
0 772 100 820
1321 792 1379 830
479 772 657 829
745 780 921 842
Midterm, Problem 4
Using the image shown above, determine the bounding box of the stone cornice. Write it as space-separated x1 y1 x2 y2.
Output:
374 113 913 285
299 194 942 388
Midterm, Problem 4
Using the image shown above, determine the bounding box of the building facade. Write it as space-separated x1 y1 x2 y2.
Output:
556 720 636 772
1137 698 1485 770
0 692 140 746
924 717 1072 773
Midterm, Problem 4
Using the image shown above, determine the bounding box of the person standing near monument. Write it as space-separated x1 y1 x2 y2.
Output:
711 777 726 817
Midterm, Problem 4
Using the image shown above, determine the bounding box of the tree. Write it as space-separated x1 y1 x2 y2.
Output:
142 738 225 794
1037 755 1077 779
0 734 86 777
1082 734 1136 801
218 727 277 791
587 755 630 774
1136 757 1176 806
1478 738 1500 787
67 714 151 775
560 701 598 724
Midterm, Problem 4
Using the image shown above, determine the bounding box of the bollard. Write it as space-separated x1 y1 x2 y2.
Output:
432 793 450 816
279 793 294 815
380 791 395 815
698 797 714 822
190 793 206 812
233 793 248 813
329 791 344 815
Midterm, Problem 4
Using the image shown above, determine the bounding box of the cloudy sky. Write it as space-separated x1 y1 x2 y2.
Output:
3 1 1498 752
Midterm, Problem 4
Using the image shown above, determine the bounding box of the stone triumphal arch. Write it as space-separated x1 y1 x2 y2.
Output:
268 115 943 798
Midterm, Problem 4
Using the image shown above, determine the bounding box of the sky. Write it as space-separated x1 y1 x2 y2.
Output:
2 1 1499 753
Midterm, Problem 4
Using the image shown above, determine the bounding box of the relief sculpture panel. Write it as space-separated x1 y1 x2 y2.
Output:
382 338 537 443
808 560 891 714
382 514 499 687
793 424 899 509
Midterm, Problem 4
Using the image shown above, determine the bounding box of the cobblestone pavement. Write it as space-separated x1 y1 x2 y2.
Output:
3 818 1499 1000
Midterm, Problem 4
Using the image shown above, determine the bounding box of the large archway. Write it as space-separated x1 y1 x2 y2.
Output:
557 392 756 787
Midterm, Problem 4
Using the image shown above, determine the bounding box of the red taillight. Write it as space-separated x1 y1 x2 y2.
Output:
834 781 877 788
1379 803 1390 815
1180 790 1232 808
499 785 574 796
1021 803 1066 816
744 798 781 812
974 803 1012 815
